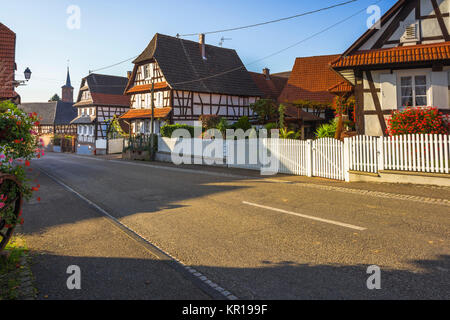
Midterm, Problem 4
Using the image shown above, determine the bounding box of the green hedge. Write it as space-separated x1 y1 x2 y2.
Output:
160 124 195 138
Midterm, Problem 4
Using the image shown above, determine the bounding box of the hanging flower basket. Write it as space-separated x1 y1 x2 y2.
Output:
0 173 23 251
0 100 43 252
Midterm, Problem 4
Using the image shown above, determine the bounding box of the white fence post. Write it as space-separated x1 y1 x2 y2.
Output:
306 139 313 177
377 136 384 171
343 138 350 182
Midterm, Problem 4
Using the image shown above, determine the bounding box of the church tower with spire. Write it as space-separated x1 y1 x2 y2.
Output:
61 67 74 103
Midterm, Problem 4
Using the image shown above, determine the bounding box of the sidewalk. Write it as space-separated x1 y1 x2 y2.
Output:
20 170 210 300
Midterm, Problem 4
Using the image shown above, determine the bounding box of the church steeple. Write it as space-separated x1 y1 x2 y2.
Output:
61 66 74 103
64 67 72 88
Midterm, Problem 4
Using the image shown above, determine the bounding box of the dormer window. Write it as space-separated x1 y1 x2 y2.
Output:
400 21 420 43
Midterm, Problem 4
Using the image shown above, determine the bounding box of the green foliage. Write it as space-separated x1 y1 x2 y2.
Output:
315 120 337 139
279 127 302 140
216 118 229 135
230 116 252 131
199 115 221 131
107 116 128 138
1 101 43 226
160 124 195 138
264 122 278 130
0 236 28 300
250 99 278 123
52 135 73 146
278 104 287 129
49 94 60 102
292 99 331 109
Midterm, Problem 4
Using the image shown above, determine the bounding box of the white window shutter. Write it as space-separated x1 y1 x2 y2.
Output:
380 73 397 109
431 71 448 109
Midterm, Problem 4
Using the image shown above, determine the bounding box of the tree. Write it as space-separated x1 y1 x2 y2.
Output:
49 94 60 102
292 99 330 117
250 99 278 124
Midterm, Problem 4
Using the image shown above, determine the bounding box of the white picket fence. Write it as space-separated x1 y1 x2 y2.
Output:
348 134 450 174
157 134 450 181
348 136 379 173
312 138 346 180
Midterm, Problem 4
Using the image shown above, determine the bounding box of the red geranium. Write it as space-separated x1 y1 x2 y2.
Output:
386 107 449 136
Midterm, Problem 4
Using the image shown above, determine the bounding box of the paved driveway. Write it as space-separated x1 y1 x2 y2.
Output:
23 153 450 299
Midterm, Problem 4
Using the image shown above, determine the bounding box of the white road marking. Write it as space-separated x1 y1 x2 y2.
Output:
242 201 367 231
40 153 450 207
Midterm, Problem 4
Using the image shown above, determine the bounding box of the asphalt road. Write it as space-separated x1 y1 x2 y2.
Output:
22 152 450 299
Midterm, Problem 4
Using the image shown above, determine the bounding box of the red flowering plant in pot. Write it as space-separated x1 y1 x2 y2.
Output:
0 100 44 251
386 107 450 136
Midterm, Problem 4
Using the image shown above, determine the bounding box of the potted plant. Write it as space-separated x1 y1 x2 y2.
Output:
0 101 43 251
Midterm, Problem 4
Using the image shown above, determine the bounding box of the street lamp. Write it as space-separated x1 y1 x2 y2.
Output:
14 67 32 87
24 67 32 81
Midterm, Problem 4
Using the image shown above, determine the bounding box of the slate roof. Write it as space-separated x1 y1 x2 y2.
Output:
131 33 262 97
18 101 77 125
0 23 17 99
70 115 96 125
249 72 287 100
75 73 130 107
278 54 345 104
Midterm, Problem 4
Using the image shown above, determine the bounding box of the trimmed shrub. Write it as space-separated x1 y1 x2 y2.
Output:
230 116 252 131
160 124 195 138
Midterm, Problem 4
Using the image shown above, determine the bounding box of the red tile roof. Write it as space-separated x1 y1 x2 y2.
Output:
249 72 287 100
73 93 130 107
120 107 172 120
328 81 353 94
278 54 344 104
331 42 450 68
126 82 169 94
285 106 323 122
91 92 130 106
0 23 17 99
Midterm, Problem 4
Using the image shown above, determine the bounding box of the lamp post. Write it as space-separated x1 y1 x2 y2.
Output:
14 68 32 87
150 78 155 160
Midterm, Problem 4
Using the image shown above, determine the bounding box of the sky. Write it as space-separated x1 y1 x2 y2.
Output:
0 0 397 102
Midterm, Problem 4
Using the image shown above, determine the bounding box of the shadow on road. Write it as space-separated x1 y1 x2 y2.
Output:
30 252 450 300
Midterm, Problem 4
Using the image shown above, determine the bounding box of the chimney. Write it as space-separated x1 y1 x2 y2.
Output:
263 68 270 80
199 33 207 60
127 71 132 79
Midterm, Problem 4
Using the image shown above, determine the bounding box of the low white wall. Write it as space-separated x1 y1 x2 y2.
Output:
96 139 107 149
158 137 225 163
108 138 124 154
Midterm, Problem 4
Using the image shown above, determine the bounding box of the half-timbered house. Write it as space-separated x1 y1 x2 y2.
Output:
121 33 262 135
71 73 130 154
277 54 353 138
331 0 450 136
18 101 77 135
18 67 77 136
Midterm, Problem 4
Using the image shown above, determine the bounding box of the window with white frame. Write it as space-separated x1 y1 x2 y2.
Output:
400 75 427 109
143 64 152 80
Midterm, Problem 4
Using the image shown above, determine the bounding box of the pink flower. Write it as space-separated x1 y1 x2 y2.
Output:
0 202 4 209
